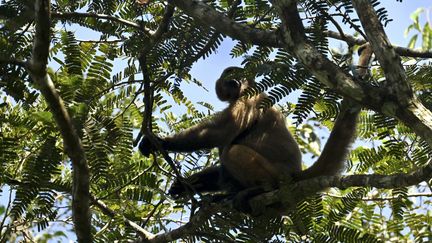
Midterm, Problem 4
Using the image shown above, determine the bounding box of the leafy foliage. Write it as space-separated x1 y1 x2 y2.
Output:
0 0 431 242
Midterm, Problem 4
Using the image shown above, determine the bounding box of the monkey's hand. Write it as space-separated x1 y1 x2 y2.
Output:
169 177 199 199
138 135 160 157
168 179 185 199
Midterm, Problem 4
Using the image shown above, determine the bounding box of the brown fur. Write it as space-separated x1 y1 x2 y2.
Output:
139 61 365 205
157 67 302 191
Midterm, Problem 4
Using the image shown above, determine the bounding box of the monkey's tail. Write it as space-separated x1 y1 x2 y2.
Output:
294 101 360 181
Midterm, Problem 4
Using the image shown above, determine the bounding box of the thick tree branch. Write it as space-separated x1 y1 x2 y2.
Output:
352 0 412 103
167 0 432 59
351 0 432 146
273 0 380 104
152 4 175 41
272 0 432 146
27 1 91 242
249 159 432 213
50 2 432 59
395 99 432 146
169 0 282 47
136 160 432 242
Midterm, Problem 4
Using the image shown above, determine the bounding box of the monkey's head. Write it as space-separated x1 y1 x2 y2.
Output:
215 66 254 102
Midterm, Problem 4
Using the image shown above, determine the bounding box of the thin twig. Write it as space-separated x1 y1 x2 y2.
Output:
52 11 152 36
142 199 165 228
91 196 155 239
324 192 432 201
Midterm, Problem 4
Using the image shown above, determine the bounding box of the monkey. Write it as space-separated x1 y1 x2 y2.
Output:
356 43 374 79
139 46 373 211
140 66 302 198
139 69 353 208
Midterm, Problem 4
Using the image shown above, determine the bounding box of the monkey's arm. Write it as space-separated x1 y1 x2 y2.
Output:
139 109 248 155
294 101 360 181
163 116 238 151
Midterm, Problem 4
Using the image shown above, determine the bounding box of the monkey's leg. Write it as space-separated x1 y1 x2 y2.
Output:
221 145 282 213
221 144 280 189
169 166 223 198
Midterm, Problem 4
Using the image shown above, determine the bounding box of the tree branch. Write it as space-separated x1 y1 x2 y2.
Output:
27 1 91 242
91 196 155 239
134 160 432 242
351 0 432 147
320 30 432 58
272 0 432 147
274 0 380 103
152 4 175 41
249 160 432 213
352 0 412 103
52 11 152 35
325 192 432 201
166 0 432 59
169 0 282 47
50 2 432 60
137 205 219 243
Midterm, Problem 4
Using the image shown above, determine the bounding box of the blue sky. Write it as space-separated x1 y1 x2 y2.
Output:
1 1 431 241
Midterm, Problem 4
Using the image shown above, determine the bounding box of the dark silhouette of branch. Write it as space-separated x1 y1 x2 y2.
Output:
27 1 91 241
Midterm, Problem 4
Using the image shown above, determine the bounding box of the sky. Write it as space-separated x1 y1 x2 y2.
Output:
1 1 431 241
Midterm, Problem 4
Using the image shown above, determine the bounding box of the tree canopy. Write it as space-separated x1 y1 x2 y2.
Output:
0 0 432 242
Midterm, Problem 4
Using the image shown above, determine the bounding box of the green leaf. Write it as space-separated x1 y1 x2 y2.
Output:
407 34 418 49
409 8 424 30
422 22 431 50
31 111 53 123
